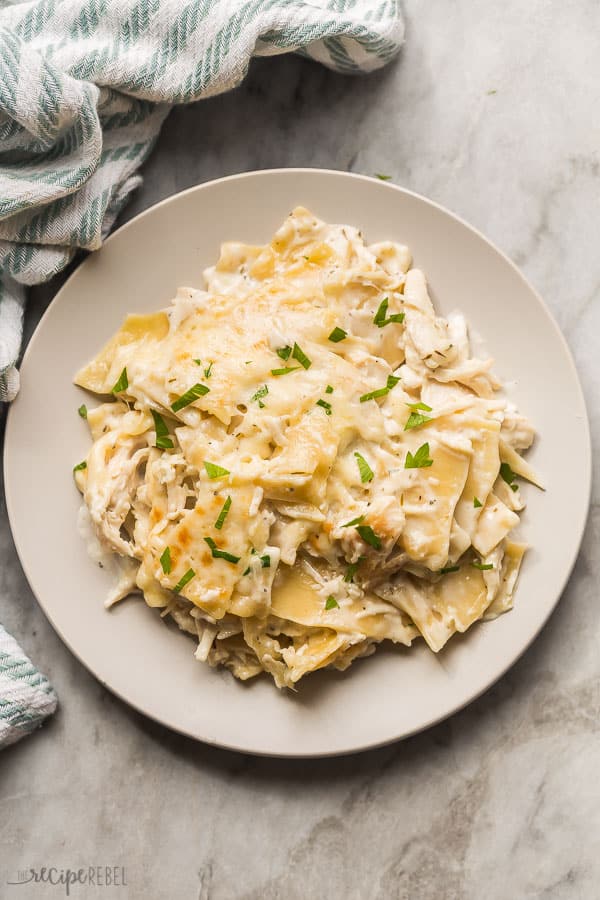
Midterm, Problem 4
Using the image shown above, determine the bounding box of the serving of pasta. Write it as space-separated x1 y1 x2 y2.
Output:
73 207 542 689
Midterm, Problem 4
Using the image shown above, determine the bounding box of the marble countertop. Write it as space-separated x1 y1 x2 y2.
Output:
2 3 599 898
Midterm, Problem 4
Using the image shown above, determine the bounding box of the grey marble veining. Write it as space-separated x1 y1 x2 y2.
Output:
2 2 600 898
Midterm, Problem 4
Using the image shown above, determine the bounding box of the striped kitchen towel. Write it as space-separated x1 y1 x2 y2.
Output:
0 0 404 402
0 625 57 748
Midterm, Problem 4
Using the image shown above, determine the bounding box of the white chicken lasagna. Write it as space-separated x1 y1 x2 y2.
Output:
74 207 542 689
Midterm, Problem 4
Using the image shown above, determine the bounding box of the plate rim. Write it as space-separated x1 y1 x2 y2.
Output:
4 168 592 757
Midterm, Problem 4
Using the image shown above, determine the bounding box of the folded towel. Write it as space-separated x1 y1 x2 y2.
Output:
0 625 57 748
0 0 403 747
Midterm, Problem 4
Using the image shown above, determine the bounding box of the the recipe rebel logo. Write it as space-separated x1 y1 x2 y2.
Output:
6 866 127 895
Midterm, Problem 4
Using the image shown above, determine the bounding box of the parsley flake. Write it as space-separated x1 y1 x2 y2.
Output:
374 297 405 328
260 554 270 568
276 346 292 361
328 327 347 343
204 362 213 379
171 383 210 412
354 451 374 483
500 462 519 491
112 367 128 394
373 297 389 327
251 384 268 408
292 342 312 369
160 546 172 574
473 497 483 509
406 401 432 412
404 411 432 431
173 568 195 593
439 565 460 575
204 461 230 479
359 374 401 403
271 367 301 376
325 595 339 610
344 557 365 583
203 537 240 565
360 386 390 403
356 524 382 550
405 443 433 469
151 409 174 450
472 561 494 571
325 385 334 394
342 515 365 527
316 399 332 415
214 496 232 530
73 460 87 472
375 173 392 181
78 404 87 419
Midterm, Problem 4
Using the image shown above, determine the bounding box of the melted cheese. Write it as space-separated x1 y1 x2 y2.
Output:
74 207 541 688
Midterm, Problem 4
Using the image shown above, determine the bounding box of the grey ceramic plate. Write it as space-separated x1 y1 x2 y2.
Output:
4 170 591 756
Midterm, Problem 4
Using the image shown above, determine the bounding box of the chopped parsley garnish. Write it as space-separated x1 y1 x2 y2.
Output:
151 409 174 450
342 515 365 527
204 461 230 479
500 462 519 492
387 312 405 324
473 497 483 509
204 362 213 379
356 524 382 550
375 173 392 181
78 404 87 419
193 358 202 365
245 549 270 571
406 401 432 412
271 366 301 376
344 557 365 583
404 411 432 431
354 451 374 483
160 546 172 574
439 565 460 575
325 595 339 610
251 384 268 408
203 537 240 564
316 399 332 415
171 382 209 412
112 367 128 393
359 374 401 403
405 442 433 469
360 386 390 403
373 297 389 327
292 342 311 369
325 385 334 394
276 346 292 361
328 327 347 343
472 561 494 571
173 568 195 593
73 460 87 472
373 297 405 328
214 496 232 530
